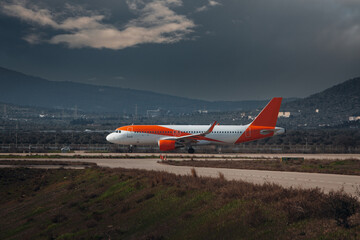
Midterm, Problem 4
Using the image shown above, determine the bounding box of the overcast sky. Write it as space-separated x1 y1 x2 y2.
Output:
0 0 359 101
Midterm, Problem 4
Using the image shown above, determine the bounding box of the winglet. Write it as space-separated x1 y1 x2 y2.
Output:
251 98 282 127
204 121 217 135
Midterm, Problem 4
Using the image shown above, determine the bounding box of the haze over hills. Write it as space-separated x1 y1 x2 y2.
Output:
0 66 268 114
281 77 360 127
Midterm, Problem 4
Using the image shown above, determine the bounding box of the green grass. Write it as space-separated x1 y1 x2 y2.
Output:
25 207 50 218
56 229 89 240
97 180 134 201
163 158 360 175
0 167 359 240
3 222 32 239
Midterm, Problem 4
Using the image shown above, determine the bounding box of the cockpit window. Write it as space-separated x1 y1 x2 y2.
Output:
115 130 121 133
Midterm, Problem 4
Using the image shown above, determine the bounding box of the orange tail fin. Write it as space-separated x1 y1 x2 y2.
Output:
251 97 282 127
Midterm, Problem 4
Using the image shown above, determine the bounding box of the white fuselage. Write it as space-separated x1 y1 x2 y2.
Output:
106 124 284 146
106 98 285 152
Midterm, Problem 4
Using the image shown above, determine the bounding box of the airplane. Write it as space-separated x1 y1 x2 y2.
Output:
106 97 285 153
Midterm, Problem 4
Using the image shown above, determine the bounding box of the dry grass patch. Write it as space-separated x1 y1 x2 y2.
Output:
0 167 359 240
163 158 360 175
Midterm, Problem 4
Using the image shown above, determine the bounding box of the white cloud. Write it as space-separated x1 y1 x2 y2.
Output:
195 6 208 12
2 1 58 27
196 0 221 12
1 0 195 50
23 33 42 44
209 1 221 7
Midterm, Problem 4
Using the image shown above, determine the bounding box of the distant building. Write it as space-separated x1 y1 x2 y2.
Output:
197 110 208 114
349 116 360 121
278 112 291 118
147 109 163 118
315 109 319 113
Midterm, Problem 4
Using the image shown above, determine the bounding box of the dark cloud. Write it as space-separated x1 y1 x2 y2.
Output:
0 0 359 101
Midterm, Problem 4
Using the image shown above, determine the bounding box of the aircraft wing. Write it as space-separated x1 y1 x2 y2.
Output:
162 121 217 143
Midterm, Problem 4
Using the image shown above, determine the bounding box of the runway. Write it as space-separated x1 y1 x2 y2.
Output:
1 153 359 196
1 152 360 160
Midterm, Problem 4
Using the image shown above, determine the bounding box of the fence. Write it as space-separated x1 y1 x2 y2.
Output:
1 143 359 154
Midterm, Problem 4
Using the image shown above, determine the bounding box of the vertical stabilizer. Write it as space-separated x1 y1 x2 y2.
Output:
251 97 282 127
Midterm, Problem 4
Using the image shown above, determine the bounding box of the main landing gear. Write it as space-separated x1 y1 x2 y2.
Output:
128 145 134 153
188 147 195 154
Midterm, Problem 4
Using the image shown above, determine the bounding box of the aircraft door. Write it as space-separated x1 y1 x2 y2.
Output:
127 127 133 138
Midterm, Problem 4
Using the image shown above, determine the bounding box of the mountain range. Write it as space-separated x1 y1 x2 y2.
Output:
0 66 269 114
1 66 359 128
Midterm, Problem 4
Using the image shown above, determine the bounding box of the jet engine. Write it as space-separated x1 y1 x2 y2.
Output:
158 140 181 151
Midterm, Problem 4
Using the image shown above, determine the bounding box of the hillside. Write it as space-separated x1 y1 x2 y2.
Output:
280 77 360 127
0 167 359 239
0 67 267 114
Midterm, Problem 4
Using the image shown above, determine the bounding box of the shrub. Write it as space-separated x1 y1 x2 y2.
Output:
191 168 198 178
327 190 360 228
218 172 225 181
51 213 67 223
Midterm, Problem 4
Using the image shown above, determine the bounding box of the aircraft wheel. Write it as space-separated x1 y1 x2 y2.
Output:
188 147 195 154
128 145 134 153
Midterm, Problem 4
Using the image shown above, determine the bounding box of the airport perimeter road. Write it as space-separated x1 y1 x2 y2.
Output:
3 156 360 196
1 153 360 160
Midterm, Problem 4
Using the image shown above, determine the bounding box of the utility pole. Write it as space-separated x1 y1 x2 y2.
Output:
15 122 18 149
74 105 78 119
